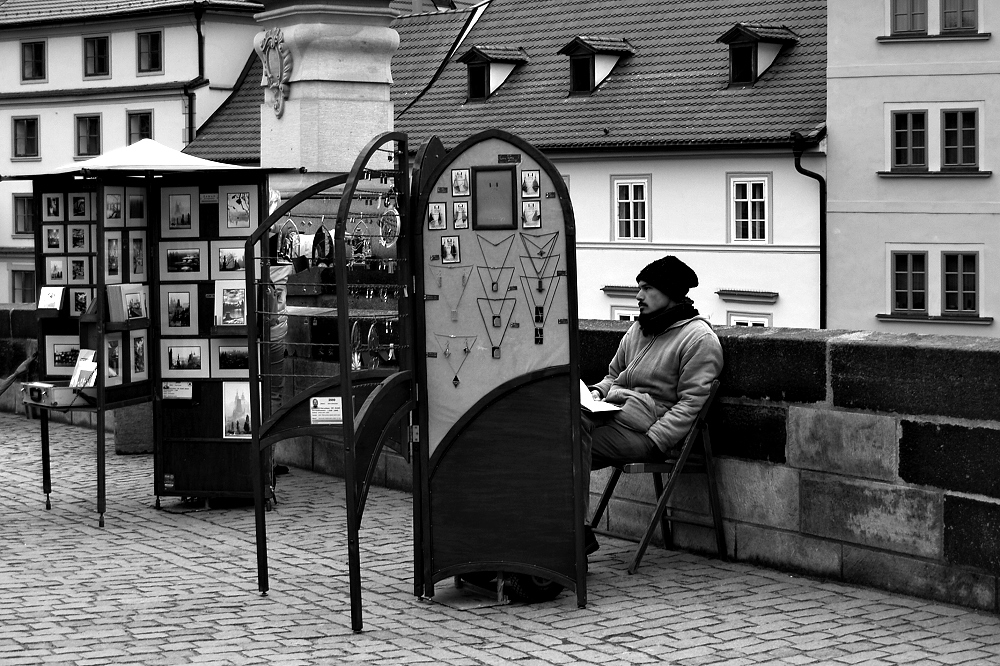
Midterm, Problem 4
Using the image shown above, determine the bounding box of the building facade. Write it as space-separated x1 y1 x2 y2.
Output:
0 0 262 304
827 0 998 335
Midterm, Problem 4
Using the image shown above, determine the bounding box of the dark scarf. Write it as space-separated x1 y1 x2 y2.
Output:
638 298 698 337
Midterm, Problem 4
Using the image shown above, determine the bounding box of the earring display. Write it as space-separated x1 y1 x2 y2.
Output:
430 265 473 321
433 333 477 386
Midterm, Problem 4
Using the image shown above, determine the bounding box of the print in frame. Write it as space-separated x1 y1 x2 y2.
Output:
218 185 258 237
160 187 200 238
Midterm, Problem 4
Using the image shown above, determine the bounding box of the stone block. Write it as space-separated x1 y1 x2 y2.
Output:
831 330 1000 421
114 403 153 454
800 472 942 559
715 327 836 403
382 450 412 492
716 458 799 530
736 523 841 577
843 545 996 611
313 435 345 477
710 402 786 463
944 495 1000 576
670 520 734 558
274 436 314 471
787 406 897 481
10 308 38 339
901 421 1000 498
578 320 630 385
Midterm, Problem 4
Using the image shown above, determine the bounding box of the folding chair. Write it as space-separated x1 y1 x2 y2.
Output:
589 379 724 574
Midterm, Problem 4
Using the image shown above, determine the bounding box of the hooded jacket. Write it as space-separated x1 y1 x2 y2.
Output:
591 314 723 452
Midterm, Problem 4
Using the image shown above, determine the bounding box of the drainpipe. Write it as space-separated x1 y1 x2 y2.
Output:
183 3 207 144
791 130 827 330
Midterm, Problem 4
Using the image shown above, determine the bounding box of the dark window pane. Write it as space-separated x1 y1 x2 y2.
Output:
945 254 958 272
913 292 925 310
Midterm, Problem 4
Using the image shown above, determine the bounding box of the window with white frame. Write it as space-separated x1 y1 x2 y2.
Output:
12 117 39 159
942 0 977 31
729 174 769 242
612 176 649 241
84 35 110 78
13 195 35 236
728 312 771 327
884 102 985 174
892 0 928 34
882 244 986 320
611 306 639 321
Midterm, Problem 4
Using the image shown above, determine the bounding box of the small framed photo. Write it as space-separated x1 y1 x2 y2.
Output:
451 168 470 196
105 333 123 388
522 201 541 228
103 186 125 228
121 284 148 320
218 185 257 237
159 240 208 281
214 280 247 326
42 193 64 222
441 235 461 264
222 381 252 439
67 224 90 253
46 335 80 377
68 193 91 221
69 288 92 317
210 240 246 280
521 169 541 198
160 338 209 379
211 338 250 378
42 225 64 253
130 329 149 382
47 257 67 285
159 284 199 336
160 187 199 238
68 257 90 285
472 166 517 230
128 230 147 282
125 187 146 227
428 203 447 230
453 202 469 229
105 231 123 285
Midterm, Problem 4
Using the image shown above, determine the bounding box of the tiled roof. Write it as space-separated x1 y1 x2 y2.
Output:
457 46 529 63
718 23 800 44
392 0 826 152
561 36 637 55
183 55 263 165
0 0 261 26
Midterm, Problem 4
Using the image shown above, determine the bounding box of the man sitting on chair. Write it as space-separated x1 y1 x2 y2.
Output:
583 256 723 554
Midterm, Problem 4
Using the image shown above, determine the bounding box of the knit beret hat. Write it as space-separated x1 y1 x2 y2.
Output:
636 255 698 299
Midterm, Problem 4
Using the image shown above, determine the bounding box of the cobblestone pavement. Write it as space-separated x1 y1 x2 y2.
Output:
2 412 999 665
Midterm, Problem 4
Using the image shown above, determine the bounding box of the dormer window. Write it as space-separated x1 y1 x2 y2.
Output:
717 23 799 87
558 36 634 96
457 46 528 102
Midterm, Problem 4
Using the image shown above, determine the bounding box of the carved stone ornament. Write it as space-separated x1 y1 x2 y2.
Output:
253 28 293 118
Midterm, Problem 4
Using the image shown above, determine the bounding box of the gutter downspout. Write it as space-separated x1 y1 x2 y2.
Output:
791 130 827 330
184 4 207 144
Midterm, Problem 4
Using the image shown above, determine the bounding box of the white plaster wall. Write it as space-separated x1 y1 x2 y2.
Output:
827 0 1000 336
553 152 822 327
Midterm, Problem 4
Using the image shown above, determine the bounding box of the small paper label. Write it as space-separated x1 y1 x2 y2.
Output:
426 352 438 358
507 285 518 291
558 318 568 324
425 294 439 300
510 322 520 328
437 186 449 193
200 193 219 204
162 382 193 399
498 154 522 163
557 270 567 276
310 396 343 425
430 254 440 261
545 191 557 199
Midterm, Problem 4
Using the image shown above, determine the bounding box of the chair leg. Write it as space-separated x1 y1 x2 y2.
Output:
651 473 672 548
628 466 685 574
701 429 727 561
589 467 622 529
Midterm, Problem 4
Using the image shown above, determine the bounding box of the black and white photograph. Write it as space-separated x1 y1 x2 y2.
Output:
160 187 200 238
47 257 67 285
126 187 146 227
68 193 90 221
222 381 252 439
44 224 64 253
128 230 147 281
520 169 540 198
105 333 122 387
42 193 63 222
104 187 124 227
440 235 460 264
160 338 209 379
69 288 91 317
521 200 541 228
214 280 246 326
105 232 122 285
159 284 198 336
451 168 470 196
211 338 250 378
130 329 148 382
453 201 469 229
68 257 90 285
427 203 447 230
219 185 258 237
45 335 79 376
68 224 90 253
211 240 246 280
159 241 208 281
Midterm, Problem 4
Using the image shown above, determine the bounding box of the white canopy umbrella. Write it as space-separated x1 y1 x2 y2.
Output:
49 139 247 174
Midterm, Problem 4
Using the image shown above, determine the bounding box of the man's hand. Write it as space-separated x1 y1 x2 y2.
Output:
591 390 602 401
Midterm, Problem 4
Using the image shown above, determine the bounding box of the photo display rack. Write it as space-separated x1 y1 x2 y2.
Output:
411 129 586 608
